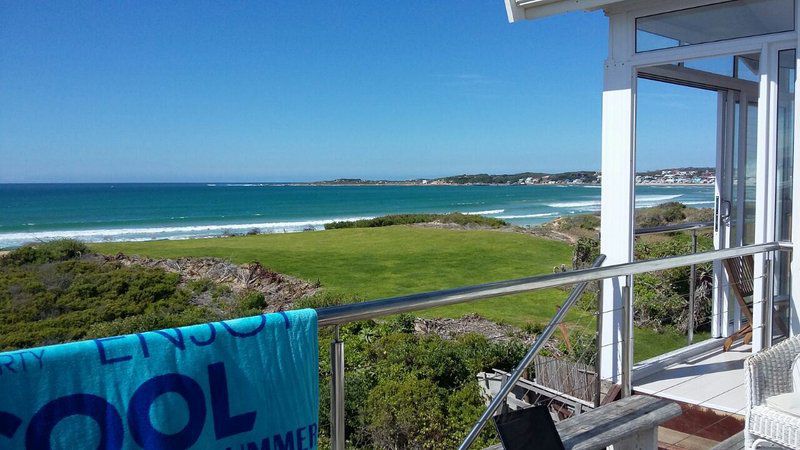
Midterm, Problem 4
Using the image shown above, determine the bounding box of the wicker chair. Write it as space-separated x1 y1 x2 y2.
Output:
745 334 800 448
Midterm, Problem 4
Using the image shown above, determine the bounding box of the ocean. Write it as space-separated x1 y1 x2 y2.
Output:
0 183 715 248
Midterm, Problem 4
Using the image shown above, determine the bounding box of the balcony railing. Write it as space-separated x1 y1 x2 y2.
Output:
316 238 790 449
634 221 713 344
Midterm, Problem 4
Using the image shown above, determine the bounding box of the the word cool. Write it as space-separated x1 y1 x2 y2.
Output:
0 361 316 449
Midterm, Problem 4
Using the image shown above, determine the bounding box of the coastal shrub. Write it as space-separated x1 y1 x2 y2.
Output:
325 213 508 230
635 202 713 228
313 316 524 448
237 290 266 311
366 376 447 449
293 290 359 310
573 237 600 269
557 214 600 232
569 221 714 334
3 239 89 266
0 248 230 350
635 202 687 228
522 321 545 335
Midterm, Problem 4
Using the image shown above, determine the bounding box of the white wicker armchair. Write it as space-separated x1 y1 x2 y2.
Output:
745 334 800 449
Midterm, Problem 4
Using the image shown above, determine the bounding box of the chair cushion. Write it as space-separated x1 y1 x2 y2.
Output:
765 393 800 418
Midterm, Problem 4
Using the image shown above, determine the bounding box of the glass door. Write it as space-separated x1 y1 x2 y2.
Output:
716 87 759 336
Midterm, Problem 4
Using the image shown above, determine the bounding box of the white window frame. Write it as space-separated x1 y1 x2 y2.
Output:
599 1 798 383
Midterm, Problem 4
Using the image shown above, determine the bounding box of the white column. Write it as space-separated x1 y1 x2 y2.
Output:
752 48 773 351
599 13 635 382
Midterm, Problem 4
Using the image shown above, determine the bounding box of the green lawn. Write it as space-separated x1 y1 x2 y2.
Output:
94 226 690 361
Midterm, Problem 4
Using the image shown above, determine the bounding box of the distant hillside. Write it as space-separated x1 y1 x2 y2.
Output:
315 167 715 186
435 171 599 185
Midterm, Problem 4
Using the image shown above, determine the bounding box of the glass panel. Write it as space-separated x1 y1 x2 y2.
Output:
636 0 795 53
726 92 759 331
730 95 741 244
744 102 758 244
685 55 735 77
736 54 761 82
776 49 796 243
774 49 795 344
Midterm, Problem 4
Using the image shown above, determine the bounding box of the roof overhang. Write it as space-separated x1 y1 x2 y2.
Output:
504 0 627 22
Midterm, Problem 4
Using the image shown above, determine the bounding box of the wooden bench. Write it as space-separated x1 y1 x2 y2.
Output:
485 395 681 450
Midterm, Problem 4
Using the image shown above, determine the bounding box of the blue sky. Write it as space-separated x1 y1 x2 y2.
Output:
0 2 716 182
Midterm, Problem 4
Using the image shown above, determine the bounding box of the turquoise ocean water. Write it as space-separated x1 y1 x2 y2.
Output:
0 183 715 248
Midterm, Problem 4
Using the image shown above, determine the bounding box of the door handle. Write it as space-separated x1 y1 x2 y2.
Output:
719 199 731 224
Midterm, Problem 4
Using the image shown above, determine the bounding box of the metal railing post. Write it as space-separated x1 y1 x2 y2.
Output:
764 255 774 348
621 275 633 398
688 229 697 344
330 326 345 450
594 278 603 408
458 255 606 450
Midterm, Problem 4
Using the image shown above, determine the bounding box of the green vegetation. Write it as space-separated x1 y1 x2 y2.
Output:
94 225 689 359
308 312 523 449
96 227 578 327
325 212 508 230
0 240 265 350
635 201 713 228
566 203 717 358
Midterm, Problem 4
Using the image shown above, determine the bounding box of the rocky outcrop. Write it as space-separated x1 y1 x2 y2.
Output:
102 254 318 311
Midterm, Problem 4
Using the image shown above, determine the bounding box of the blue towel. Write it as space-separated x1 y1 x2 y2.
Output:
0 309 319 450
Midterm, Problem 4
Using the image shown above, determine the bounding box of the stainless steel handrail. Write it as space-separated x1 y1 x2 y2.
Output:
634 221 713 235
459 255 607 450
316 241 789 326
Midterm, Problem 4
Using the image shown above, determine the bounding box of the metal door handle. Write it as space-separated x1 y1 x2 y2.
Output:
719 199 731 224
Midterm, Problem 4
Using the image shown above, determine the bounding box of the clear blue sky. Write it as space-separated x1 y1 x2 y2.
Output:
0 2 716 182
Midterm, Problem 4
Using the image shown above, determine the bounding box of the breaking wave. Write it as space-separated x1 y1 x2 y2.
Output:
546 200 601 209
463 209 505 215
0 217 375 248
496 213 557 219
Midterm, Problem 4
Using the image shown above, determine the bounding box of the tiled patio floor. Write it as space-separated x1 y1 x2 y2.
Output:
635 344 751 415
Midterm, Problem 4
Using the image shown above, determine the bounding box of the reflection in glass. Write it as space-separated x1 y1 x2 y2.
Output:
774 49 795 344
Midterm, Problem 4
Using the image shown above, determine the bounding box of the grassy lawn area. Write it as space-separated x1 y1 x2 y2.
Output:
94 226 689 361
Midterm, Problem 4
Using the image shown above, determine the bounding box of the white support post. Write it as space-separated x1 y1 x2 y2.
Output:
754 45 776 351
599 12 635 383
